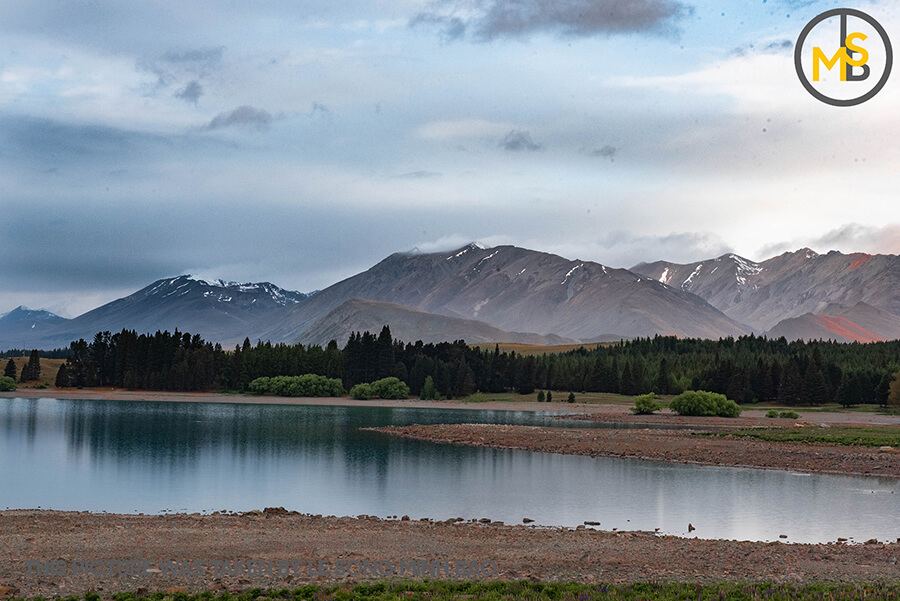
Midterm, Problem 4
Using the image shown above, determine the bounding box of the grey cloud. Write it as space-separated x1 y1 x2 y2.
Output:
175 81 204 104
754 224 900 260
0 115 175 168
730 38 792 57
500 130 542 151
162 47 225 66
593 230 731 268
810 223 900 255
398 170 442 179
207 106 273 130
590 145 617 158
310 102 331 117
411 0 690 42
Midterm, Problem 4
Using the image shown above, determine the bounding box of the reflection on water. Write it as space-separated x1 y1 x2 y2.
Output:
1 397 897 543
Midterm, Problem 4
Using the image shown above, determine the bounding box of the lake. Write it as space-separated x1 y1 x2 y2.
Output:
1 397 897 544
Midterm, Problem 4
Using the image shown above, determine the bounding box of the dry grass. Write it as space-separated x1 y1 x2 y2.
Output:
2 356 66 389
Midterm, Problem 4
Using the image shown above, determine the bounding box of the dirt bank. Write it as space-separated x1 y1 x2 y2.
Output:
0 510 898 598
367 424 900 478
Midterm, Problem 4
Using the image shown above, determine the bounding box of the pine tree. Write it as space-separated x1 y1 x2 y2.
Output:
887 371 900 412
55 363 69 388
20 350 41 382
4 358 16 380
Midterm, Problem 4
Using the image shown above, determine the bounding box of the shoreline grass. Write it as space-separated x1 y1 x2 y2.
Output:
703 425 900 447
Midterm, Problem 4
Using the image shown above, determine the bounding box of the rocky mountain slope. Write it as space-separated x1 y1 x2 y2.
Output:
297 299 577 346
632 249 900 339
260 244 749 344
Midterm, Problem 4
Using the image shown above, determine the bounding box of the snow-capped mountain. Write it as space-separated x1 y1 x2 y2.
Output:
0 276 312 350
632 249 900 339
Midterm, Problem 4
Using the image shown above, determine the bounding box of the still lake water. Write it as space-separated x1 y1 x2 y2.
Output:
1 397 897 543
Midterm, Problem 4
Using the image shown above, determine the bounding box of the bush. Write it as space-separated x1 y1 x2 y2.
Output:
371 377 410 399
631 392 662 415
248 375 345 397
0 376 16 391
536 390 545 403
546 391 553 403
461 392 487 403
668 390 741 418
765 410 779 418
779 410 800 419
351 377 410 400
350 383 374 400
567 392 575 403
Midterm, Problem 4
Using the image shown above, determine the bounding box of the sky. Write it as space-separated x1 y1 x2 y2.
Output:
1 0 899 317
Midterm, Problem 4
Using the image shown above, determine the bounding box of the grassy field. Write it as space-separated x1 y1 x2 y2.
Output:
2 356 65 389
12 581 900 601
706 425 900 447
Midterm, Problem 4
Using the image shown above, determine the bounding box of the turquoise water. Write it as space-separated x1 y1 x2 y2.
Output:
1 397 897 543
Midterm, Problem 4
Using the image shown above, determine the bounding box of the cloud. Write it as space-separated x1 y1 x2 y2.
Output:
162 47 225 66
310 102 331 117
730 38 792 57
418 119 516 140
500 129 542 151
206 106 273 130
397 170 442 179
810 223 900 256
589 145 617 159
411 0 690 42
175 80 203 104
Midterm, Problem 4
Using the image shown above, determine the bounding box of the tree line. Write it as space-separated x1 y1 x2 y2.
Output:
55 328 900 407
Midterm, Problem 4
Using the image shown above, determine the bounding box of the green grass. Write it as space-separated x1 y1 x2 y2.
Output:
11 581 900 601
706 425 900 447
740 403 890 415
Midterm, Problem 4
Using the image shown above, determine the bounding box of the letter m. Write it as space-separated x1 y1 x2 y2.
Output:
813 46 847 81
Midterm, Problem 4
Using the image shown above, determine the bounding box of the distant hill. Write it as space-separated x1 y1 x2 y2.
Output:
297 299 577 346
765 302 900 343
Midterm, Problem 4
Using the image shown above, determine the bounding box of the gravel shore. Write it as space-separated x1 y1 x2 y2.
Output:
1 510 898 598
366 423 900 478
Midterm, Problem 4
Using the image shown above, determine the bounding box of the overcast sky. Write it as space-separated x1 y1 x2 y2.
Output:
2 0 899 317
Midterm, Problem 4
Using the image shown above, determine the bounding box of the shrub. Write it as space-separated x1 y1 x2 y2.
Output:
248 375 345 397
631 392 662 415
462 392 486 403
765 410 779 418
350 383 374 400
779 410 800 419
668 390 741 418
536 390 545 403
0 376 16 391
371 377 410 400
567 392 576 403
546 391 553 403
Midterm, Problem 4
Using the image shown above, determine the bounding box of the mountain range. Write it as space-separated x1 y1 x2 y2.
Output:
2 244 899 350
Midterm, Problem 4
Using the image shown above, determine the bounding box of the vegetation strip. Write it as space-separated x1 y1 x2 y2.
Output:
704 426 900 448
7 581 900 601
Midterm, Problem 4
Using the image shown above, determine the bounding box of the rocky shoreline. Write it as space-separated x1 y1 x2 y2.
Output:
1 510 898 598
365 424 900 478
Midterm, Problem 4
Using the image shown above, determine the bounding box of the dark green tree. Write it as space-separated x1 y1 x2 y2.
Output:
4 358 16 380
55 363 69 388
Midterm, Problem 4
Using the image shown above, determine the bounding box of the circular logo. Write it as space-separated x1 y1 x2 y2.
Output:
794 8 892 106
